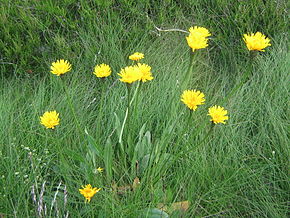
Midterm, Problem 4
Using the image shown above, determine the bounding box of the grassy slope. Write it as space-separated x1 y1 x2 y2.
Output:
0 0 289 217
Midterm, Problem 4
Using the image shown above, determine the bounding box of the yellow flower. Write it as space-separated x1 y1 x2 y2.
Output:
189 26 211 37
92 63 111 78
181 90 205 111
208 105 229 124
96 167 104 173
243 32 271 52
40 111 60 129
136 63 153 82
129 52 144 61
50 59 71 76
79 184 101 203
118 65 141 84
186 26 211 52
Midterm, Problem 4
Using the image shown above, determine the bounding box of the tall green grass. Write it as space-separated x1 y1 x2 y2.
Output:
0 0 289 217
1 0 288 77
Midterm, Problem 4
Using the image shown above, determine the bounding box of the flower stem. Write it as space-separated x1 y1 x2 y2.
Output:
130 81 141 106
119 84 132 149
221 51 256 105
58 77 83 135
131 81 141 123
181 50 196 90
187 110 193 128
193 122 215 150
126 84 132 129
96 79 107 139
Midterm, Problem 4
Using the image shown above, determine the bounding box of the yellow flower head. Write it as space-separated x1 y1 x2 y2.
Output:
208 105 229 124
93 63 111 78
186 26 211 52
79 184 101 203
40 111 60 129
118 65 141 84
189 26 211 37
243 32 271 52
136 63 153 82
129 52 144 61
50 59 71 76
97 167 104 173
181 90 205 111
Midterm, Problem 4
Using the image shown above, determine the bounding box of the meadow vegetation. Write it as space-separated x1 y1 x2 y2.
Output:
0 0 289 217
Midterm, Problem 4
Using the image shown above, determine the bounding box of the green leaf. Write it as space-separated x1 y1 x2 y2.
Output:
104 137 113 181
138 123 147 140
63 148 85 162
138 154 151 176
85 128 103 160
114 112 125 153
114 113 122 140
132 126 151 174
139 208 169 218
135 130 152 161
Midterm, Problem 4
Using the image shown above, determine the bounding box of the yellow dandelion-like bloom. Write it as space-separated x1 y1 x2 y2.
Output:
243 32 271 52
96 167 104 173
208 105 229 124
118 65 141 84
40 111 60 129
181 90 205 111
50 59 71 76
189 26 211 37
79 184 101 203
186 26 211 52
136 63 153 82
92 63 111 78
129 52 144 61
